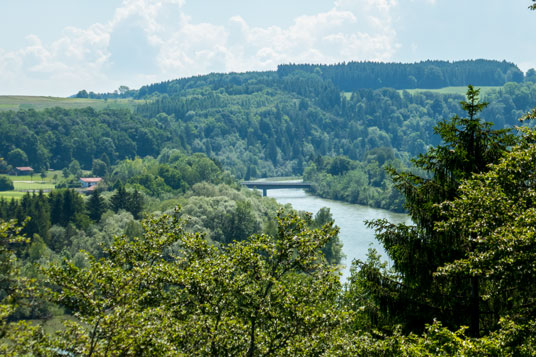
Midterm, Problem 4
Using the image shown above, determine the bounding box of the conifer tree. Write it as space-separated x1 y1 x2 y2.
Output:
87 189 106 222
361 86 516 335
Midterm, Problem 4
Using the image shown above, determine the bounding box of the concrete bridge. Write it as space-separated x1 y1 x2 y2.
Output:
241 181 313 196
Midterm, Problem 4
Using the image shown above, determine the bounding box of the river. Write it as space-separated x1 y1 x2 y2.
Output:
265 188 409 281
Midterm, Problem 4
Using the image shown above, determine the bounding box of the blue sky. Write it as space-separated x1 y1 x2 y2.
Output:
1 0 534 96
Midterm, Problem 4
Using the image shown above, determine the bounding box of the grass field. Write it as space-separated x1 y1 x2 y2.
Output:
402 86 501 96
9 173 57 182
343 86 501 99
12 181 55 191
0 173 57 200
0 96 146 112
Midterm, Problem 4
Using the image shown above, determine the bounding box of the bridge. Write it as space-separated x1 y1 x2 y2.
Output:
241 181 313 196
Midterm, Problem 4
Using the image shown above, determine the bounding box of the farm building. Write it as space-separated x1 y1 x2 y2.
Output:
79 177 103 188
15 166 34 175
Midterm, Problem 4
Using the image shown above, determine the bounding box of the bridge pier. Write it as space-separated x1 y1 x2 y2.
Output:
262 188 267 197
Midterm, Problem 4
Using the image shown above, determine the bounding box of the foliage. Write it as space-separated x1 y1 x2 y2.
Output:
360 86 515 335
110 185 145 220
87 189 107 222
304 154 405 212
437 124 536 329
0 176 14 191
34 209 345 355
309 208 344 265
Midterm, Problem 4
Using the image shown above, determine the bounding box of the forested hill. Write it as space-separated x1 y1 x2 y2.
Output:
3 60 536 210
78 59 525 99
3 71 536 178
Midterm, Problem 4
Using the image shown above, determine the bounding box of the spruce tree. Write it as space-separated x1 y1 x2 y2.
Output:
362 86 516 335
87 190 106 222
111 185 128 213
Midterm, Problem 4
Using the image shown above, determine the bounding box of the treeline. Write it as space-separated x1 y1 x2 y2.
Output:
278 59 525 90
106 59 529 99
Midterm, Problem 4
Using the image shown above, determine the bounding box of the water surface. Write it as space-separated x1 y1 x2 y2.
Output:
265 188 409 281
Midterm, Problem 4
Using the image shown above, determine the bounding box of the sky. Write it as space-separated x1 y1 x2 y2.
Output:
1 0 534 97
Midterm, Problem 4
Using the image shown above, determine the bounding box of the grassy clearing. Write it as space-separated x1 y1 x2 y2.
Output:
8 172 57 182
401 86 501 96
12 182 55 191
0 96 146 112
0 173 57 199
343 86 501 99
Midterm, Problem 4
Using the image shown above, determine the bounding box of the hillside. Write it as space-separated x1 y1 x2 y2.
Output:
1 61 535 182
0 96 143 112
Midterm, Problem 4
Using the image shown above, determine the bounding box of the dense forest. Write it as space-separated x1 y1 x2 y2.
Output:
277 59 525 90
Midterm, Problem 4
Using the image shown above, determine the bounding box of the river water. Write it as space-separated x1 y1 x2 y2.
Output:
265 188 409 282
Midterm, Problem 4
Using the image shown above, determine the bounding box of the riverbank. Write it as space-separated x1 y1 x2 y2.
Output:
264 187 409 281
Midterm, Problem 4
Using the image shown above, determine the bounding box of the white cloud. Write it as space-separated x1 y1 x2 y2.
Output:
0 0 401 95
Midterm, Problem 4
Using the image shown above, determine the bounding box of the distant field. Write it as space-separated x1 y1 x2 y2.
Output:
9 173 56 182
0 173 57 200
0 96 146 112
401 86 501 96
13 181 55 191
343 86 501 99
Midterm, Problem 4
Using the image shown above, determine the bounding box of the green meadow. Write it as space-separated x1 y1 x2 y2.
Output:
401 86 501 96
0 96 145 112
0 173 58 200
343 86 502 100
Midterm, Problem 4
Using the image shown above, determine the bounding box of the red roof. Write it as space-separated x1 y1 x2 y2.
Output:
80 177 103 183
16 166 34 171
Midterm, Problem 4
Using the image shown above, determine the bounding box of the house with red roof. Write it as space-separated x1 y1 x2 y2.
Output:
15 166 33 175
79 177 103 188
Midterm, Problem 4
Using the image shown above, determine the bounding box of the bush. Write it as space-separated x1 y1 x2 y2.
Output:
0 176 14 191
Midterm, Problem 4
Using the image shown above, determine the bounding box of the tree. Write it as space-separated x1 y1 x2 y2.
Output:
7 149 28 167
110 185 129 212
125 189 144 220
0 159 11 174
37 209 344 355
86 189 107 222
310 208 343 265
75 90 89 98
91 159 108 177
67 159 82 178
0 176 13 191
361 86 515 335
437 119 536 330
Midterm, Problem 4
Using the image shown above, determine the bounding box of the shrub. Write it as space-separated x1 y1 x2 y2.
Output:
0 176 14 191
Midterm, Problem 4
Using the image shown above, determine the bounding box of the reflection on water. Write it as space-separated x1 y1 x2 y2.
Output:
264 188 410 282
